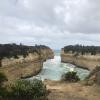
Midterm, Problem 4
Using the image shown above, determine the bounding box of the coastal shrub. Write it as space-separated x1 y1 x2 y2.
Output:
6 79 48 100
0 72 7 85
62 71 80 82
0 86 8 99
0 72 8 99
0 44 51 60
64 45 100 55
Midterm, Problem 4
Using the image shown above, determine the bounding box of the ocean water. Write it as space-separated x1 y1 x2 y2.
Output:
30 50 89 81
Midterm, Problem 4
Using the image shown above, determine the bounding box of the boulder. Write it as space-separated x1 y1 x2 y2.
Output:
86 66 100 85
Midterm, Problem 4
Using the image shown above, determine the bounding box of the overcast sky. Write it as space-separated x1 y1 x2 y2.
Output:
0 0 100 49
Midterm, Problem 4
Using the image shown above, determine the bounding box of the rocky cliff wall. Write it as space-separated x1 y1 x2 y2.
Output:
61 49 100 70
2 53 39 67
0 47 54 83
40 48 54 61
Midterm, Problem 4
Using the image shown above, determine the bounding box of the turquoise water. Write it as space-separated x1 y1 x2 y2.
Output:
30 51 89 81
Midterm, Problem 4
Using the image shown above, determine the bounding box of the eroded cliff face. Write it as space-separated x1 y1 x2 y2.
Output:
0 48 54 83
86 66 100 85
40 48 54 61
61 48 100 70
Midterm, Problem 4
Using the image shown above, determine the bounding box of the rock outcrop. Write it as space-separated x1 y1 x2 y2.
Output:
61 48 100 70
86 66 100 85
39 47 54 61
0 44 54 83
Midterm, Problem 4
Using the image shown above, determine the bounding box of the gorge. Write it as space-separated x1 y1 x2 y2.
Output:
0 44 100 100
30 50 89 81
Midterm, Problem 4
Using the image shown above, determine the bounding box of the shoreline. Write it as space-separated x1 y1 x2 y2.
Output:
61 61 90 70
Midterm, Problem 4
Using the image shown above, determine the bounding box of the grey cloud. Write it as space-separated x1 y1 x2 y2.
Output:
61 0 100 33
0 0 100 49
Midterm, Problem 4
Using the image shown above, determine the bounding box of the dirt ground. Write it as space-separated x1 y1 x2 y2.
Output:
43 80 100 100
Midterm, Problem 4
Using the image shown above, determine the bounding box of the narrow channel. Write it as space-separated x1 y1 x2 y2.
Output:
30 50 89 81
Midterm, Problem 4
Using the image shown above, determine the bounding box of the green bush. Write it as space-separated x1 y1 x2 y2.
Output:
6 79 48 100
0 86 8 98
0 72 7 85
62 71 80 82
0 72 8 99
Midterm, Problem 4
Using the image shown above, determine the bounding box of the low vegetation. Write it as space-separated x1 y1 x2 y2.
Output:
6 79 48 100
62 71 80 82
0 72 48 100
0 72 8 99
0 72 7 85
64 45 100 55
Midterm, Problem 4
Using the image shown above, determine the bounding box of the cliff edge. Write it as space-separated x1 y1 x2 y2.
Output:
61 45 100 70
0 44 54 83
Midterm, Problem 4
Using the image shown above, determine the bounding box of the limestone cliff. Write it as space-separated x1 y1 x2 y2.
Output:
0 44 54 83
40 47 54 61
61 48 100 70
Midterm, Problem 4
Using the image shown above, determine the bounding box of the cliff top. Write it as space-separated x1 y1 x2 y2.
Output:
0 43 52 60
63 45 100 55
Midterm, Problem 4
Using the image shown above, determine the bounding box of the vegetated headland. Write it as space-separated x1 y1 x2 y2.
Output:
60 45 100 85
0 43 54 83
61 45 100 70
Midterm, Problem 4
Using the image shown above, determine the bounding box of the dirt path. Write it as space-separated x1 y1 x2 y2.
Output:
44 80 100 100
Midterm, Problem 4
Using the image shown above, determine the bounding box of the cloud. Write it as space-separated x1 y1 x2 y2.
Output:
55 0 100 33
0 0 100 49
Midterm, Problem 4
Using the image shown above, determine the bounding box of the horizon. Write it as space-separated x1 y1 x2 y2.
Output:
0 0 100 49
